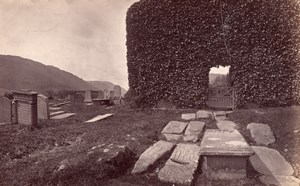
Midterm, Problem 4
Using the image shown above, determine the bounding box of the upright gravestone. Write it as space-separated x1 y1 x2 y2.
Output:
109 91 114 99
0 96 12 124
37 94 50 119
113 85 122 99
13 91 38 127
103 89 109 99
84 90 92 103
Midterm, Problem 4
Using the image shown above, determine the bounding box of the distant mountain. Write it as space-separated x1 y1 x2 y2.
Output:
88 81 127 96
0 55 98 94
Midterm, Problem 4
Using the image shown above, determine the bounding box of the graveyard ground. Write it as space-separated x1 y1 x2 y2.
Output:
0 103 299 186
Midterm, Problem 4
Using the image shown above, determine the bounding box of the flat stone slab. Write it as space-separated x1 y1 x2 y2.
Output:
158 143 201 185
181 113 196 120
196 110 213 119
214 111 227 117
131 141 175 174
161 121 188 134
50 111 65 116
214 115 227 121
163 134 183 142
200 129 254 156
250 146 294 176
260 175 300 186
183 121 205 142
247 123 275 146
50 107 62 111
51 113 76 119
216 120 238 131
84 114 113 123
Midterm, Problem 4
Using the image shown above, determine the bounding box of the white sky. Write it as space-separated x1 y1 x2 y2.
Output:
0 0 228 89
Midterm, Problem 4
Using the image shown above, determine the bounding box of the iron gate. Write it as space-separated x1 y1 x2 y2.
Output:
206 87 235 109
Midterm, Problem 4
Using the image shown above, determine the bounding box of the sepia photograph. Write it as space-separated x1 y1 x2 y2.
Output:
0 0 300 185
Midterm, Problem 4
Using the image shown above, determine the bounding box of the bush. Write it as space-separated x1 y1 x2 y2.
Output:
126 0 300 108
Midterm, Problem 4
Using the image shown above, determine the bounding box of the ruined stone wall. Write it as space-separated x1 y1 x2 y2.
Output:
126 0 300 108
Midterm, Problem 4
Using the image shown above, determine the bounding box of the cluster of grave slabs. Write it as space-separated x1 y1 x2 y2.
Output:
159 120 255 184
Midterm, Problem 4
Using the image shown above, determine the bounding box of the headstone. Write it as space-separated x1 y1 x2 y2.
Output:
158 143 201 185
216 120 238 131
84 90 92 103
103 89 109 99
181 113 196 120
247 123 275 146
200 129 254 180
250 146 294 176
161 121 188 134
183 121 205 142
51 113 76 119
37 94 50 119
214 111 227 117
0 96 11 124
13 91 38 127
109 91 114 99
196 110 213 119
84 114 113 123
132 141 175 174
113 85 122 99
50 107 61 111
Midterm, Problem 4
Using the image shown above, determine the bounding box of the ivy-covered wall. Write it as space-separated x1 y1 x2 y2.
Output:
126 0 300 108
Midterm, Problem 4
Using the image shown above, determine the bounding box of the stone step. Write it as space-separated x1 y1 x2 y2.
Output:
247 123 275 146
158 143 201 185
131 141 175 174
250 146 294 176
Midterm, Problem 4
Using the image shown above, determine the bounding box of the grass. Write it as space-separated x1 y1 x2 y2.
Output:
0 103 299 185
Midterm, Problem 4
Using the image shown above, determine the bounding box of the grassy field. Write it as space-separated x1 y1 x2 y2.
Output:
0 103 299 185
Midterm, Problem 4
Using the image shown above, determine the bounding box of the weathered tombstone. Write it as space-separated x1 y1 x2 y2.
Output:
13 91 38 127
0 96 12 124
37 94 50 119
103 89 109 99
84 90 92 103
109 91 114 99
97 90 104 99
200 129 254 180
75 91 85 103
113 85 122 99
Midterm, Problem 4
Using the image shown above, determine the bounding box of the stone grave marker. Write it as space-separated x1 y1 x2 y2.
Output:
196 110 213 119
109 91 114 99
200 129 254 180
247 123 275 146
84 114 113 123
13 91 38 127
51 113 76 119
181 113 196 120
0 96 12 124
183 121 205 142
158 143 201 185
113 85 121 99
84 90 92 103
103 89 109 99
216 120 238 131
161 121 188 134
132 141 175 174
37 94 50 119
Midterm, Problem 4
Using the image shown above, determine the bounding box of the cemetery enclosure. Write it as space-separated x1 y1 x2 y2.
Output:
126 0 300 108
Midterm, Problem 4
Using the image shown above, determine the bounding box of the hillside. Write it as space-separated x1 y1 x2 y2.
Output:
88 81 127 96
0 55 98 94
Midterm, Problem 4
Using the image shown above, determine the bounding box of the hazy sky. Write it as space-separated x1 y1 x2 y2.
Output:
0 0 137 89
0 0 228 90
